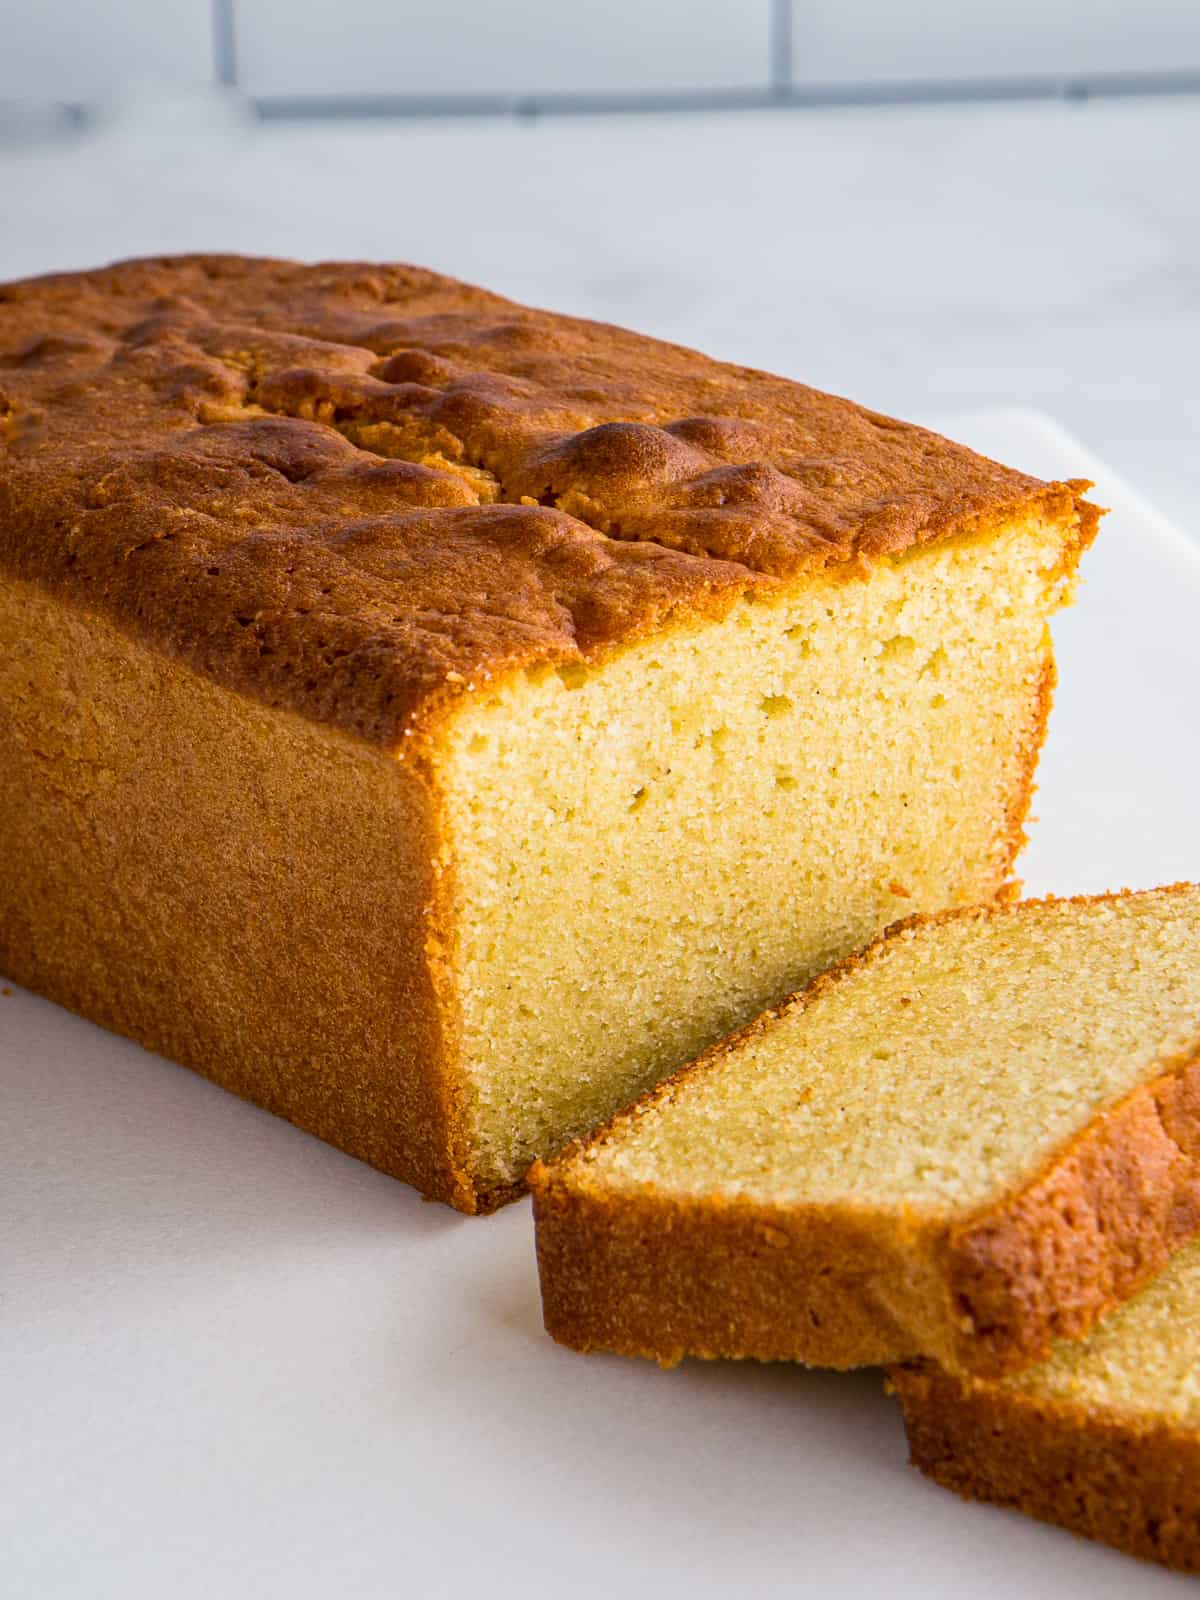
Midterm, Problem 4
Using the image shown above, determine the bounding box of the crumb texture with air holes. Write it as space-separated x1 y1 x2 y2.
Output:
575 887 1200 1211
446 519 1082 1189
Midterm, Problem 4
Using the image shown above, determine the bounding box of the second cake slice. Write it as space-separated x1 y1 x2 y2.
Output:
891 1237 1200 1570
531 884 1200 1376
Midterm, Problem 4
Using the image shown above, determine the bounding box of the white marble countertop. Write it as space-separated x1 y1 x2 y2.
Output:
2 93 1197 532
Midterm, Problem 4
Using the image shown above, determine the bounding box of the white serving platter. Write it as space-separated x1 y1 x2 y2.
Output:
3 411 1198 1600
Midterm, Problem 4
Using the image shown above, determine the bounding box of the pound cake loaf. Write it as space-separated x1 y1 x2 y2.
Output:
0 254 1097 1212
531 885 1200 1369
893 1238 1200 1571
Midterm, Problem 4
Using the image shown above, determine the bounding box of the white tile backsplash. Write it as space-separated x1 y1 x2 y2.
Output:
0 0 215 101
236 0 772 99
4 3 1197 111
790 0 1200 86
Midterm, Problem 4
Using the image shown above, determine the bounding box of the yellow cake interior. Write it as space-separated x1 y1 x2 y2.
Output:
562 885 1200 1215
438 511 1089 1195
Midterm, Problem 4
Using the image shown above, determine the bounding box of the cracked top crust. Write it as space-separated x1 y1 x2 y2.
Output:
0 253 1090 749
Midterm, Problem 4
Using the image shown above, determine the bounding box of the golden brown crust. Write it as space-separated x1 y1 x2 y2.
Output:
0 574 493 1210
530 886 1200 1373
890 1363 1200 1571
533 1183 948 1368
0 253 1095 750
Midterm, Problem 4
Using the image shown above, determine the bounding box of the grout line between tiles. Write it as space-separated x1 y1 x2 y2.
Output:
212 0 238 88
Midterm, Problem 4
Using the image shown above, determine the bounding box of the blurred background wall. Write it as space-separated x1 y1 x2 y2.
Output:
3 0 1199 113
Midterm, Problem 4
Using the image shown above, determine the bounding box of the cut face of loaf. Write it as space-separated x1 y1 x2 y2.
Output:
0 255 1097 1212
531 885 1200 1368
892 1239 1200 1571
443 514 1076 1200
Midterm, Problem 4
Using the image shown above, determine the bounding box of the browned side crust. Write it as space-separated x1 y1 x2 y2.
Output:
530 886 1200 1374
533 1182 946 1369
0 574 498 1215
890 1363 1200 1571
0 254 1098 753
987 493 1100 904
992 648 1056 904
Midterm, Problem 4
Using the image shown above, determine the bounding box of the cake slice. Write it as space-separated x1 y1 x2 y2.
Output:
892 1238 1200 1570
0 254 1095 1211
531 885 1200 1373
